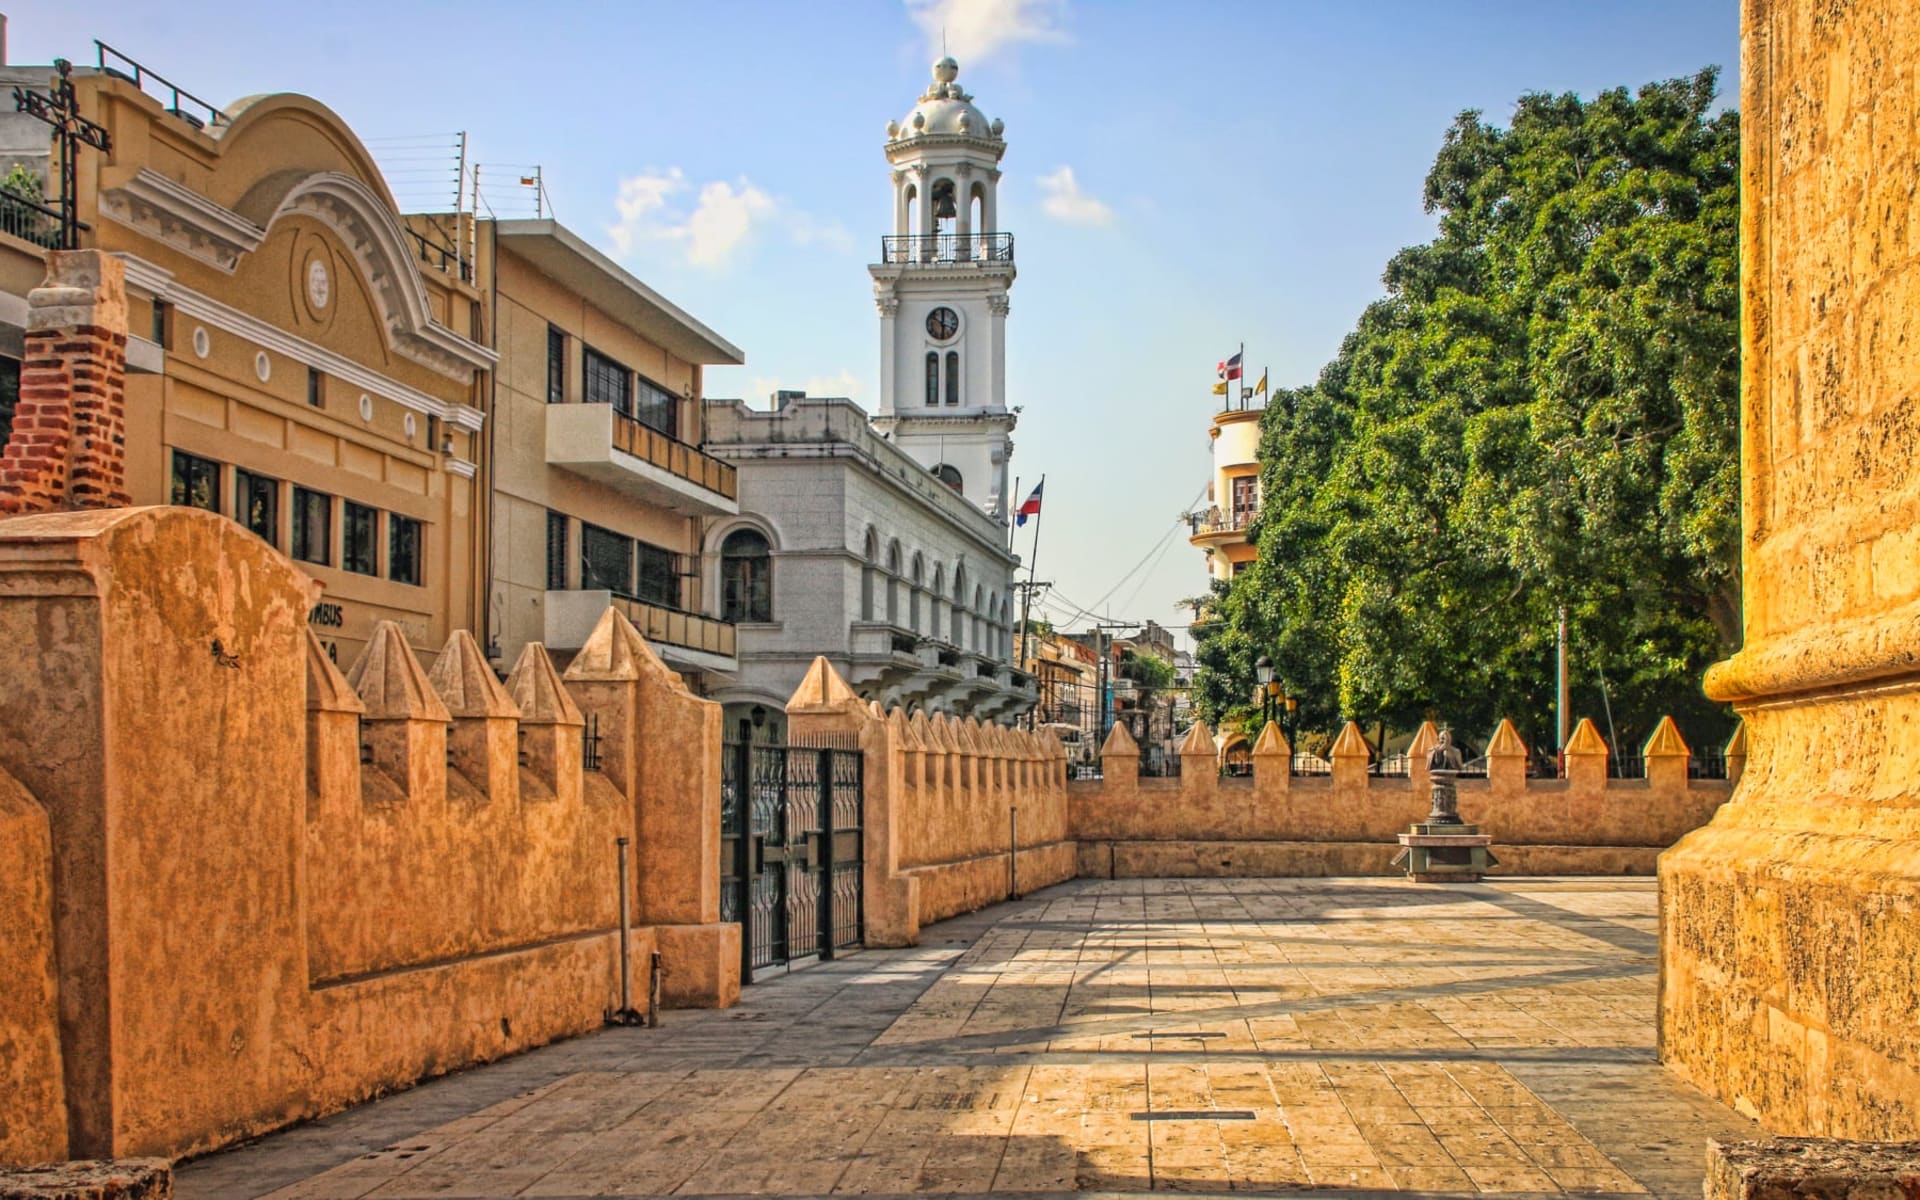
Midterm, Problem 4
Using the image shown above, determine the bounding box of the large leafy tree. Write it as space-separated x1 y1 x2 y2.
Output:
1196 70 1740 755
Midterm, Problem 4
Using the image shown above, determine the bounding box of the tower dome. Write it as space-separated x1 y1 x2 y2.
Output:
893 57 1003 144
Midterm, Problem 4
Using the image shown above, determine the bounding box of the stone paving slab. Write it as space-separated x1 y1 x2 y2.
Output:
177 878 1755 1199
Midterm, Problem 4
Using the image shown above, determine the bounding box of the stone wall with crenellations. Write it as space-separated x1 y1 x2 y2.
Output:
1073 716 1733 879
0 505 737 1168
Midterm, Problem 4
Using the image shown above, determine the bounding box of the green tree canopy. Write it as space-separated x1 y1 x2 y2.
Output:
1196 69 1740 755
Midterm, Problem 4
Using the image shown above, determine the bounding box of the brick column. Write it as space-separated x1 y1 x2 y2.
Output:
0 250 131 515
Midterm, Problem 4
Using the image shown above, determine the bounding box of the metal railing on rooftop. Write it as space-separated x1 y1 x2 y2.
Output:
95 41 228 129
0 191 61 249
610 591 736 660
608 407 738 501
1189 505 1260 538
879 232 1014 265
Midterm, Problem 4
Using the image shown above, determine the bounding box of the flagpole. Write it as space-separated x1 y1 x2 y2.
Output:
1007 474 1020 553
1018 475 1045 728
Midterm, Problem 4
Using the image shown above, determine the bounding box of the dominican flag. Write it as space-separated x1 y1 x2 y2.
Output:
1217 352 1243 382
1016 480 1044 526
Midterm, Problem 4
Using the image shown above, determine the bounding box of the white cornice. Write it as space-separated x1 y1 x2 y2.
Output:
114 252 486 433
98 168 266 273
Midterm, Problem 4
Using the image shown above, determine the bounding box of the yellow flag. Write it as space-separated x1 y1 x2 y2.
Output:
1252 371 1268 396
1211 379 1228 396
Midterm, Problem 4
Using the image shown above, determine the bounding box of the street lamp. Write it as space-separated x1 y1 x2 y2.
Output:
1254 655 1275 728
1283 691 1299 753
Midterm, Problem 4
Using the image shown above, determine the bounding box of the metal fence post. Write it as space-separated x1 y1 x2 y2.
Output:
733 739 754 987
819 747 836 961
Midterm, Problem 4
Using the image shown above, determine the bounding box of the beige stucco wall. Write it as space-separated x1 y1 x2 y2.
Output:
1658 0 1920 1139
0 768 66 1167
0 506 734 1165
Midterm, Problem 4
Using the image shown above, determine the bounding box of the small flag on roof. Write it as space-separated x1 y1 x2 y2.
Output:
1016 480 1044 526
1217 352 1243 382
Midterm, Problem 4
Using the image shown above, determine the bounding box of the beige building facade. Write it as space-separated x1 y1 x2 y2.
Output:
1 63 491 668
482 219 742 686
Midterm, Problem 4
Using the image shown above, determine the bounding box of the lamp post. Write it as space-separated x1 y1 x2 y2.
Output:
1255 656 1274 728
1284 693 1299 752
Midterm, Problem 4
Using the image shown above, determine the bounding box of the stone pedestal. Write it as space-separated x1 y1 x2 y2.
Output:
1393 824 1497 883
1392 768 1496 882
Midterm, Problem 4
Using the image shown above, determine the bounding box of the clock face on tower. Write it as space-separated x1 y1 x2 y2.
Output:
925 306 960 341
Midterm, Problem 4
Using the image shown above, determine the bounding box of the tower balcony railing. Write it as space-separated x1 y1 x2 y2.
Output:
1188 505 1260 538
880 232 1014 266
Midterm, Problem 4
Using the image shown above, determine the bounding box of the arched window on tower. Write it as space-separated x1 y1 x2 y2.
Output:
931 177 957 237
934 464 963 492
886 541 902 623
861 528 879 621
720 529 773 623
925 352 939 406
911 554 925 633
945 351 960 406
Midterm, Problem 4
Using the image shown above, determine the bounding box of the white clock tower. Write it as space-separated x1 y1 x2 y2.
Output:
870 56 1018 521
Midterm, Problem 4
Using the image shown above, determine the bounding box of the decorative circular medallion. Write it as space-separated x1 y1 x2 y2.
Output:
306 259 331 311
358 394 374 422
254 351 271 382
926 306 960 341
191 326 210 358
404 412 418 439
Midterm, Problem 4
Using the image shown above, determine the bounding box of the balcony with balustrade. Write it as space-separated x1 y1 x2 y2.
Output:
545 589 737 676
878 232 1014 267
546 402 739 517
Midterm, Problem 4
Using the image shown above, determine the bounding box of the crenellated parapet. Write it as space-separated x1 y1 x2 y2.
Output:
1074 713 1738 878
787 656 1072 946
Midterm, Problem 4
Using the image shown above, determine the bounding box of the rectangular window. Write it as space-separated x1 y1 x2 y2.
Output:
630 373 678 440
545 510 568 590
292 487 332 566
546 326 566 404
389 514 422 586
634 540 679 608
583 346 631 413
307 367 323 408
151 300 169 349
343 502 378 576
170 450 220 511
235 469 278 547
580 522 632 594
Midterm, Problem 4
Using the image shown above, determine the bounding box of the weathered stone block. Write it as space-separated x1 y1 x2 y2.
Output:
0 1158 170 1198
1706 1138 1920 1200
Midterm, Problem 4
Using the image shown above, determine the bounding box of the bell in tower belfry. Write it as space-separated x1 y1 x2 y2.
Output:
869 57 1020 523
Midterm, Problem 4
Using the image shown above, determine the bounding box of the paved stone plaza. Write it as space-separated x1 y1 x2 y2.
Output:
179 879 1754 1199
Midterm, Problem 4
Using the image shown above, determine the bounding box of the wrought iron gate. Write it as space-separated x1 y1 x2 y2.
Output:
719 736 864 982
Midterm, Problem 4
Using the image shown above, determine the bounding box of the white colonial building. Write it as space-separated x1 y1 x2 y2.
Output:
701 392 1032 741
869 56 1018 521
695 56 1035 740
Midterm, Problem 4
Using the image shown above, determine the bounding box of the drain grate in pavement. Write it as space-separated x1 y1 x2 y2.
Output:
1130 1030 1225 1039
1132 1110 1256 1121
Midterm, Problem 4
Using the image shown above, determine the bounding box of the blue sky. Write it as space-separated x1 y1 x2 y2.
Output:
18 1 1739 648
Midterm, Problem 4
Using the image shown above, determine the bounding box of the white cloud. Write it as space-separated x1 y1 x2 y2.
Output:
1036 166 1114 226
746 369 866 404
906 0 1068 65
607 169 848 270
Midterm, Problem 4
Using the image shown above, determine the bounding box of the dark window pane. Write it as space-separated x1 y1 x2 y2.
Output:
925 352 938 406
546 326 566 404
307 367 323 408
630 374 678 440
343 502 378 575
545 511 568 590
583 346 630 412
170 450 220 511
151 301 168 348
389 515 422 586
235 469 278 547
634 540 679 608
945 351 960 406
580 523 631 593
721 529 772 623
292 488 331 565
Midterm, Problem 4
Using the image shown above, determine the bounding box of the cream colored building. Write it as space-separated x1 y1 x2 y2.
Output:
0 60 490 669
1189 397 1263 581
481 219 742 686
